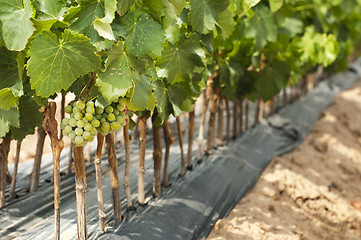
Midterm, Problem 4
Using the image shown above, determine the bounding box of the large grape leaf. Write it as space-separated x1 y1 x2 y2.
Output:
32 0 67 20
11 96 43 141
94 0 116 40
0 47 20 89
117 0 136 16
189 0 229 34
28 29 101 97
230 0 261 15
162 0 185 28
97 42 145 103
156 34 204 83
0 89 18 110
0 0 35 51
0 107 19 137
245 6 278 50
269 0 283 12
118 13 165 58
217 9 236 39
153 80 172 125
130 75 156 111
143 0 165 22
69 0 105 44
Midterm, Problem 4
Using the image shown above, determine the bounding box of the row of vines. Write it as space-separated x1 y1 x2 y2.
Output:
1 0 361 239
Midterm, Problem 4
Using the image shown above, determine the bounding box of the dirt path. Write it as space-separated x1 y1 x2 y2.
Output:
208 81 361 240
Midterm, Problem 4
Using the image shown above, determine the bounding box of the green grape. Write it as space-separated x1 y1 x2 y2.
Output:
70 113 75 118
91 119 100 128
83 131 91 140
105 105 114 114
100 130 108 136
77 119 85 128
116 116 123 124
101 122 110 132
113 109 120 116
86 106 95 114
107 113 116 122
118 98 127 106
116 104 125 112
65 105 72 114
85 113 93 121
74 136 84 145
95 106 104 115
101 113 108 119
64 125 72 134
69 118 77 127
76 100 86 110
90 127 97 135
84 123 92 131
89 136 95 142
119 111 126 118
74 112 83 120
68 131 76 140
100 118 106 124
86 101 94 107
62 118 70 126
75 127 84 136
95 114 102 120
111 122 121 130
73 106 80 113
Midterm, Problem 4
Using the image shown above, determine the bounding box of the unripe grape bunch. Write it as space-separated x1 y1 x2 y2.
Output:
61 100 98 147
95 97 128 136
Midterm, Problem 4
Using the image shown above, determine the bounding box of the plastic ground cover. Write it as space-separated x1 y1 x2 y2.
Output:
1 59 361 240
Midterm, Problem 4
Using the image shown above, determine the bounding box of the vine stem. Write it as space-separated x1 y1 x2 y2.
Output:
29 126 46 192
232 99 238 139
137 113 147 205
186 105 195 170
152 112 162 198
207 87 221 151
177 116 186 176
216 98 224 146
162 121 174 186
10 140 22 199
123 109 133 209
0 133 11 208
239 97 244 134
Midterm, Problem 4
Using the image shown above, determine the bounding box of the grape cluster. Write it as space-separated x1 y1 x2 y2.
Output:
61 100 98 147
95 98 128 136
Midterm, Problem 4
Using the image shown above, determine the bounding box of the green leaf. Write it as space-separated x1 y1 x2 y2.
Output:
165 24 181 44
0 0 35 51
269 0 283 12
162 0 185 28
117 0 135 16
217 9 236 39
97 42 144 103
28 29 100 97
0 107 20 137
0 89 18 110
153 80 171 124
245 6 278 50
230 0 261 15
156 34 204 83
11 96 43 141
119 13 166 58
0 47 20 89
69 0 104 44
280 17 303 38
131 75 156 111
94 0 116 40
143 0 165 22
189 0 229 34
32 0 67 20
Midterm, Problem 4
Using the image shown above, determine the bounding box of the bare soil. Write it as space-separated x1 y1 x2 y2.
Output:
208 81 361 240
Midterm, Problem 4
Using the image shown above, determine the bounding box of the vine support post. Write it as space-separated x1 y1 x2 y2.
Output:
105 133 122 221
254 96 263 126
216 97 224 146
138 114 147 205
42 102 64 240
187 106 195 170
177 116 186 176
73 146 87 240
162 121 174 186
0 133 11 208
29 126 46 192
94 133 106 231
245 99 249 130
239 97 244 134
206 86 220 152
152 112 162 198
10 140 22 199
232 99 238 139
123 110 133 209
225 99 231 140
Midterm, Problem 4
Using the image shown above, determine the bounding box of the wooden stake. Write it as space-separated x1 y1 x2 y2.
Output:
123 112 133 209
239 97 244 134
245 99 249 130
42 103 64 240
162 121 174 186
105 133 122 221
176 116 186 176
232 99 238 139
0 133 11 207
225 99 231 140
254 96 263 126
73 146 87 240
207 87 221 151
94 134 106 231
29 126 47 192
138 114 147 205
152 113 162 197
216 98 224 146
10 140 22 199
187 106 195 170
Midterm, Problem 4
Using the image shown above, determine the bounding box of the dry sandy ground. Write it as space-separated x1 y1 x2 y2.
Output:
208 81 361 240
